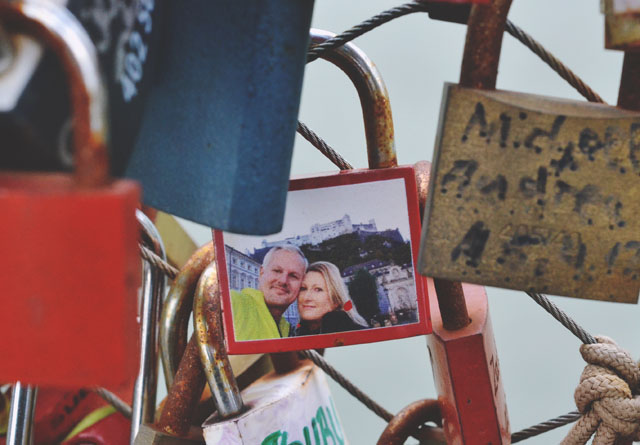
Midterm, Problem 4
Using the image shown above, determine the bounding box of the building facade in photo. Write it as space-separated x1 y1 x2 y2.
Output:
225 245 261 292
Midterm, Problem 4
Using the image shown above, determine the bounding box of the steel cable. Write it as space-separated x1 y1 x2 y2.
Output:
511 411 582 443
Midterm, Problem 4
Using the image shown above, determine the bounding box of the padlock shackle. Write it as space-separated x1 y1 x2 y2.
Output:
132 210 167 443
459 0 513 90
0 0 108 186
377 399 445 445
310 28 397 169
160 242 214 391
193 261 244 419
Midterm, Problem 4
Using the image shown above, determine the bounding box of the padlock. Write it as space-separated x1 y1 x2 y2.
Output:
419 0 640 302
160 242 215 392
376 399 445 445
0 0 141 387
194 262 348 444
202 359 348 445
125 0 315 235
416 157 510 444
427 281 510 444
155 243 274 441
132 210 167 443
603 0 640 50
0 0 166 175
156 244 266 437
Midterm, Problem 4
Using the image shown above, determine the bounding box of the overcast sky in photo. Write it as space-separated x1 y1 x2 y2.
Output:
224 178 411 254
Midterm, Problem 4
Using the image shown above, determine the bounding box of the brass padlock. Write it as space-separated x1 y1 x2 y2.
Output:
420 0 640 302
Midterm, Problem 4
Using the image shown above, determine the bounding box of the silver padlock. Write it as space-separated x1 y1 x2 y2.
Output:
193 263 349 444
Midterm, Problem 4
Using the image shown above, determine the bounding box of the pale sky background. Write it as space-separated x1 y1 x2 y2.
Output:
179 1 640 443
224 178 411 254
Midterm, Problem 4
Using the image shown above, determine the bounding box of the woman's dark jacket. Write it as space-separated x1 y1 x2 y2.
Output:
293 310 366 336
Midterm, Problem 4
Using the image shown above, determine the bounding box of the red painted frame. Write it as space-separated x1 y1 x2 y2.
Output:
213 166 432 354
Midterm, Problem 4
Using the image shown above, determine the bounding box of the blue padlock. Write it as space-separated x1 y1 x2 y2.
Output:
126 0 314 235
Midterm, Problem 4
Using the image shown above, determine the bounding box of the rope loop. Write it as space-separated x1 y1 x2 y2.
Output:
562 336 640 445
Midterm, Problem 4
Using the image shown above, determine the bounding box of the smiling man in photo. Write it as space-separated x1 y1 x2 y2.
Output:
231 245 308 341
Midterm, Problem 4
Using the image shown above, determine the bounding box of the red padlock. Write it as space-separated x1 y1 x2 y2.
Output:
0 1 140 388
414 161 509 443
427 282 510 444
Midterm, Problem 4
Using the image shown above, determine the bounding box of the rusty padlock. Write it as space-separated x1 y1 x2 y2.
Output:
377 399 445 445
194 262 348 444
602 0 640 50
414 161 510 444
0 1 141 387
419 0 640 303
307 28 397 170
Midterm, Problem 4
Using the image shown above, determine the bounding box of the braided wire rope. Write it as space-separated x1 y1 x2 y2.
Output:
297 121 353 170
526 292 597 345
299 349 394 422
94 387 133 419
306 2 429 63
511 411 583 443
504 21 606 104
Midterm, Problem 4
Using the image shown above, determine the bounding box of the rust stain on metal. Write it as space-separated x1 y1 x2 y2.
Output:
157 334 206 437
310 30 397 169
434 279 470 331
0 2 109 187
420 85 640 302
618 52 640 111
459 0 513 90
161 242 214 388
377 399 444 445
604 0 640 50
368 91 397 169
413 160 432 217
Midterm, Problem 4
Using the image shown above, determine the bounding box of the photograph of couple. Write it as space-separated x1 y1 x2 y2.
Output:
218 171 428 352
230 245 368 340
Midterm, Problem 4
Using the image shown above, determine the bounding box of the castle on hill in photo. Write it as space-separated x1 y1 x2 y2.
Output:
224 214 417 328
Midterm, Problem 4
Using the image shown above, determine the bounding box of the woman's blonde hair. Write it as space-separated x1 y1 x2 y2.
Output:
306 261 368 327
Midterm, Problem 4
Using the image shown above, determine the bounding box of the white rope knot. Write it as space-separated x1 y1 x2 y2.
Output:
562 336 640 445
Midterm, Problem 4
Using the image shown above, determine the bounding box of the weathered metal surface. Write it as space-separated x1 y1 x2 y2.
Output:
0 0 108 186
414 160 432 215
0 0 140 388
459 0 512 91
433 279 470 331
202 361 348 444
193 262 244 419
310 29 397 169
618 52 640 110
125 0 315 234
377 399 445 445
132 211 167 444
133 424 204 445
6 384 36 445
420 84 640 302
157 335 207 438
161 242 214 390
0 0 164 177
604 0 640 50
427 282 510 444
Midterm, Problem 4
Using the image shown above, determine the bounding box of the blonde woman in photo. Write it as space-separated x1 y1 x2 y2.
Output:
294 261 369 336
